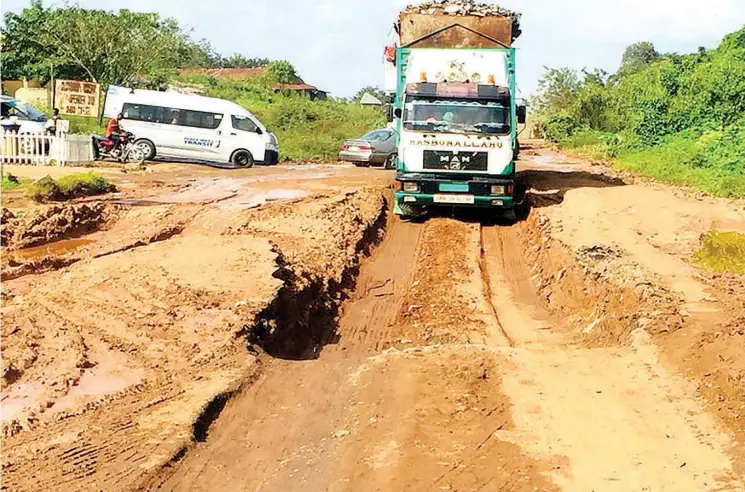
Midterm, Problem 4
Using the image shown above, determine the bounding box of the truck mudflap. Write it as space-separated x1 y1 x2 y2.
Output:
393 172 524 216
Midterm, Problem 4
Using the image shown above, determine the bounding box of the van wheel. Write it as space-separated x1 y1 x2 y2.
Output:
135 139 156 161
232 150 254 168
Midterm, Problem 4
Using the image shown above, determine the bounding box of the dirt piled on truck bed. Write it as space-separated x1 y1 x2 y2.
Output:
3 154 745 491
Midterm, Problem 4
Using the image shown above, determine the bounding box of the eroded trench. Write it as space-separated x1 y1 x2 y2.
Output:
4 167 744 491
149 169 745 492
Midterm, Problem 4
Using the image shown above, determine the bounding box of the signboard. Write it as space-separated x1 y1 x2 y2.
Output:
55 79 100 117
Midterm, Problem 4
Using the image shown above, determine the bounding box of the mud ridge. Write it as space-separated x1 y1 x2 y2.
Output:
253 197 389 360
1 223 186 281
517 211 684 345
2 203 111 250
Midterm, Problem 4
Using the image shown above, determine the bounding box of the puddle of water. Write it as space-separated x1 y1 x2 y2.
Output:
531 155 563 165
219 188 310 210
11 238 95 263
1 382 45 423
49 357 145 415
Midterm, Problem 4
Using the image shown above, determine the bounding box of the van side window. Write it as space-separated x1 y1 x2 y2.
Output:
232 115 259 133
122 103 223 129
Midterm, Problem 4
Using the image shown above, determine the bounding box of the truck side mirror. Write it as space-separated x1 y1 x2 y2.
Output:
394 108 402 119
517 105 527 125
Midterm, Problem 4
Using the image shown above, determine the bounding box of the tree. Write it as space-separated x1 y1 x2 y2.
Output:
219 55 269 69
1 2 209 88
266 60 302 84
618 42 660 78
532 67 581 117
353 86 386 102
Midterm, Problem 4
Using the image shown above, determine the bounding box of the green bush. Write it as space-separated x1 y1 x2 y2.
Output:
533 25 745 198
694 230 745 274
1 173 21 192
26 173 115 202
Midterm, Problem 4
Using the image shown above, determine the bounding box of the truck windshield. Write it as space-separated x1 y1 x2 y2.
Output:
403 97 510 135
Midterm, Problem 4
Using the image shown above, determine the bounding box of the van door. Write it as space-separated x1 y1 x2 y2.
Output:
176 110 226 161
223 115 266 163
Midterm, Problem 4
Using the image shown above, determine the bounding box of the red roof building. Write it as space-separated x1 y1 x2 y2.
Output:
178 68 328 100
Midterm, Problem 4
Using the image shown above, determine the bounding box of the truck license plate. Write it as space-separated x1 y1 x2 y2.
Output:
434 194 475 204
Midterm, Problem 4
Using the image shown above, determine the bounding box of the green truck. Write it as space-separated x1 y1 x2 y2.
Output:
385 5 526 220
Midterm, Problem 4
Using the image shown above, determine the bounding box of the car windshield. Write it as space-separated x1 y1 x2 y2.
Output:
403 97 510 135
2 100 47 122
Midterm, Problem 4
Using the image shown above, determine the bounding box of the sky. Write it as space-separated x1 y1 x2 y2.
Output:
3 0 745 99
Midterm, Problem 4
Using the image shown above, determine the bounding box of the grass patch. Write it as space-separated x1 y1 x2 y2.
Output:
26 172 115 202
694 230 745 275
2 173 21 192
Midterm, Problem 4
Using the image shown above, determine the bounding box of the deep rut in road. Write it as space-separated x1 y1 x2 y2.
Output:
150 212 745 491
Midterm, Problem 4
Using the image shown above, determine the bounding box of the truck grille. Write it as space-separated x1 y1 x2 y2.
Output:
423 151 488 171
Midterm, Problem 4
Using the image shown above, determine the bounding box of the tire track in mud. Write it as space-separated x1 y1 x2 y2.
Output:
151 216 554 492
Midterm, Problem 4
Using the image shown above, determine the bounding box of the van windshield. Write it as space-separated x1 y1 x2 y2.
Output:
403 97 510 135
1 100 47 122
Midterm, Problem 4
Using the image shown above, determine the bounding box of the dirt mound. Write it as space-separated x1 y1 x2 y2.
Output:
1 208 19 246
5 203 110 250
519 212 684 345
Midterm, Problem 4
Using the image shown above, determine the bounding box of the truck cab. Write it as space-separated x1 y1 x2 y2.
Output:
386 11 526 219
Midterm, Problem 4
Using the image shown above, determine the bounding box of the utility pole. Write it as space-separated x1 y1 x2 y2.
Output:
50 61 56 111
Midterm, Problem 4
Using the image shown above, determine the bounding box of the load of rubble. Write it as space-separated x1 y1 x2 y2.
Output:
400 0 521 43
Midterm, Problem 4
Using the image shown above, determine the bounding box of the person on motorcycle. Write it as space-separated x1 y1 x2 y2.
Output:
106 113 124 150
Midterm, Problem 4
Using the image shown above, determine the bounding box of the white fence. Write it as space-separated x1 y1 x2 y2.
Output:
0 131 94 166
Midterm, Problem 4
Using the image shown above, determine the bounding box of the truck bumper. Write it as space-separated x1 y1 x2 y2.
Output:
393 173 515 214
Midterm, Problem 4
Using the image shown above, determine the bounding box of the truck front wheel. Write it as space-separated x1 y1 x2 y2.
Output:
396 202 426 221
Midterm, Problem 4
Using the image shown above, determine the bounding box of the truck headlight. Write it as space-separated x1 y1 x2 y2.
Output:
490 185 506 195
403 182 419 193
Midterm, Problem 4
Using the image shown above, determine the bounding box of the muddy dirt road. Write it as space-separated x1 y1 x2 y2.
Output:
3 148 745 491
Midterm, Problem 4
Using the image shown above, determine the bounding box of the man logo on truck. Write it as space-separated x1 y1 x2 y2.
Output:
441 154 470 170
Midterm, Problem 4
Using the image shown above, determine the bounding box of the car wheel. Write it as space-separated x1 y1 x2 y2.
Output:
385 153 397 170
135 139 156 161
231 150 254 168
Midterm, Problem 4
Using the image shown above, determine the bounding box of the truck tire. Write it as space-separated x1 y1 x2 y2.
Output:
397 202 426 220
385 153 397 170
502 208 517 222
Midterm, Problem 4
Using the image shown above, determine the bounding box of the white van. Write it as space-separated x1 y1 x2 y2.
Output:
1 96 48 134
103 86 279 166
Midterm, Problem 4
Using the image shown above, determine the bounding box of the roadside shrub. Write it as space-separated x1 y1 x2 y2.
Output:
695 230 745 275
26 173 115 202
56 172 115 197
26 176 62 201
1 173 20 192
533 25 745 198
540 113 582 142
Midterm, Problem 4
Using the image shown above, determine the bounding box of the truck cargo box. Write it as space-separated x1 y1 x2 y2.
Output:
398 12 514 48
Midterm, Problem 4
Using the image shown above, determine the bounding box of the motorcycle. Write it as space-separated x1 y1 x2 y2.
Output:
91 131 145 165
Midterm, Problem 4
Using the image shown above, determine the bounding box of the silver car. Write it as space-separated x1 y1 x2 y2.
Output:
339 128 397 169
